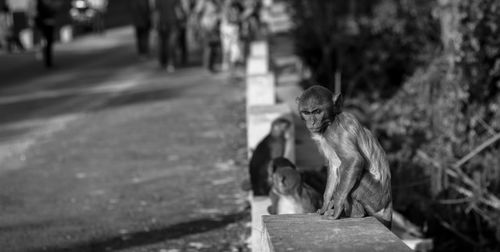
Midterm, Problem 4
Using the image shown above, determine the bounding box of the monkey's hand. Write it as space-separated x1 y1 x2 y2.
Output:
322 199 343 220
317 200 334 215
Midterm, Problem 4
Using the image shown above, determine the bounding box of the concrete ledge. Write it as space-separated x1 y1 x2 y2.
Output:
247 56 270 76
246 73 276 106
262 215 413 252
250 41 269 58
269 2 287 14
251 195 272 252
268 20 292 34
273 55 300 68
276 72 300 86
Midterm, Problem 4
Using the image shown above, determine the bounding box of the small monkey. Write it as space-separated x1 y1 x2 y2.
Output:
248 118 291 196
297 85 392 227
267 157 322 215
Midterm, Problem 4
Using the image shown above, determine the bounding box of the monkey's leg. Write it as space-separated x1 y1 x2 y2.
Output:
268 190 279 214
267 205 277 215
325 157 365 219
351 178 392 228
344 198 365 218
321 200 336 217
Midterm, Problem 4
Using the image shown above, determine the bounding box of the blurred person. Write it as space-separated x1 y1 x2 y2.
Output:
194 0 221 72
88 0 107 34
26 0 41 59
177 0 192 65
129 0 152 59
240 0 261 58
220 0 243 72
0 3 12 51
6 0 27 52
31 0 62 68
153 0 185 72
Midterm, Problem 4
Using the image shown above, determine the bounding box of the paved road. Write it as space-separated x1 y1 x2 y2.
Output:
0 27 250 252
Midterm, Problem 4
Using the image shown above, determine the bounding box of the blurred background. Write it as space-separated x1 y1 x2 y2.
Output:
0 0 499 252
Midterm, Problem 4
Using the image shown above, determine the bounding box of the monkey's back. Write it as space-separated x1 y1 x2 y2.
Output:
249 135 287 195
338 113 392 211
340 112 391 185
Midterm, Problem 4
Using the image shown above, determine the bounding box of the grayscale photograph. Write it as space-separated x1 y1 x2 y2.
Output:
0 0 498 251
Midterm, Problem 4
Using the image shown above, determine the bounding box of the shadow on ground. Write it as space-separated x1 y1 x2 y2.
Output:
0 44 132 89
28 212 247 252
0 60 206 142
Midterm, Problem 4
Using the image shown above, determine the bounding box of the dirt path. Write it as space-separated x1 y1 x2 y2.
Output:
0 28 250 252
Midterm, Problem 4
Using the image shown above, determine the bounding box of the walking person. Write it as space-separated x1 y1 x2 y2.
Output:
194 0 221 73
0 4 12 51
152 0 185 72
88 0 108 34
30 0 61 68
5 0 26 52
220 0 243 72
241 0 261 58
176 0 193 65
129 0 152 59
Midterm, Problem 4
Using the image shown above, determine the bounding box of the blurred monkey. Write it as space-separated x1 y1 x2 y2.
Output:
267 157 322 215
248 118 291 196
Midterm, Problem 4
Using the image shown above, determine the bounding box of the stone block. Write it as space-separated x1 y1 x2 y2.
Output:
263 0 273 7
262 215 413 252
250 195 272 252
246 73 275 107
268 17 292 33
270 2 287 14
250 41 269 58
247 56 269 75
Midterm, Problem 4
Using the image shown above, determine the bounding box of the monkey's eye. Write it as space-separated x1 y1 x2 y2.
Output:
312 109 321 114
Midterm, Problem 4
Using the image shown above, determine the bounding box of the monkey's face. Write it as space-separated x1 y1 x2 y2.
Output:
297 85 342 134
299 105 331 134
298 97 333 134
273 167 301 194
270 120 291 137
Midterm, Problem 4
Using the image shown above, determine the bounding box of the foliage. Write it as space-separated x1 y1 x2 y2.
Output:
457 0 500 103
289 0 440 99
372 0 500 250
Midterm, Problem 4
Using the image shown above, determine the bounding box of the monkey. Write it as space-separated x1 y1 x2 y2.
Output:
296 85 392 228
248 117 292 196
267 157 322 215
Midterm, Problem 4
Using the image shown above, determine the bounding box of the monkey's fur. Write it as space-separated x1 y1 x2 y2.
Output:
297 85 392 228
248 118 291 196
267 158 322 215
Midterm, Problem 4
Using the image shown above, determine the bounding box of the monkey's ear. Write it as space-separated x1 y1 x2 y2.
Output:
332 92 343 109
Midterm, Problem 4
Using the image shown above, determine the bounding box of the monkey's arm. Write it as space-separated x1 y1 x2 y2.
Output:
325 155 364 219
268 190 279 214
317 167 338 214
269 139 286 158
